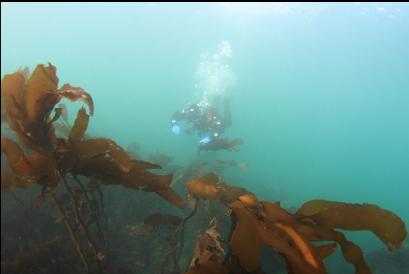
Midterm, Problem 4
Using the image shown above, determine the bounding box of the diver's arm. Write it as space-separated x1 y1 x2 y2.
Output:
170 109 186 136
171 102 203 125
171 109 187 124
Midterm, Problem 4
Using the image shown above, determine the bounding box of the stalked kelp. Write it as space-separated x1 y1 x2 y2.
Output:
188 218 226 274
1 64 185 272
183 173 407 274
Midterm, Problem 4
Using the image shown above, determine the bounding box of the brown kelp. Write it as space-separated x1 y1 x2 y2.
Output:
1 63 184 203
183 173 407 274
1 64 93 149
1 64 185 272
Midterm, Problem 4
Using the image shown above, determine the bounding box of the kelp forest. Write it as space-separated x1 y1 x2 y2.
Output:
1 64 408 274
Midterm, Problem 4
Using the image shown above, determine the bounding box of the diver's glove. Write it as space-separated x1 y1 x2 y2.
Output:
199 133 212 145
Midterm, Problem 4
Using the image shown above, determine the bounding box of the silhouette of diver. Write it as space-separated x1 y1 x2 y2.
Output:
170 97 232 147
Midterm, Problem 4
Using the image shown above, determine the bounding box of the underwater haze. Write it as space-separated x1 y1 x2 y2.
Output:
2 2 409 274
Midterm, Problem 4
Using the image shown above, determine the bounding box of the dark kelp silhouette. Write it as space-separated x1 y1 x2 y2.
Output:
1 64 185 272
148 150 175 167
215 159 248 171
144 213 182 227
126 213 182 238
366 247 409 274
199 138 244 153
184 173 407 274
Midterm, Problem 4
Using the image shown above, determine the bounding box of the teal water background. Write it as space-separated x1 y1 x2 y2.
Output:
2 2 409 254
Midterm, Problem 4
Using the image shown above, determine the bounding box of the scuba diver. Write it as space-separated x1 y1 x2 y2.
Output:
170 98 232 146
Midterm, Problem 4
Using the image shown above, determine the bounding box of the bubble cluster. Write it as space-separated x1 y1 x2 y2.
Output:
194 41 236 105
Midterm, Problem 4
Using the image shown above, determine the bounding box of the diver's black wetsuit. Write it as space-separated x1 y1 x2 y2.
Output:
171 99 231 139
